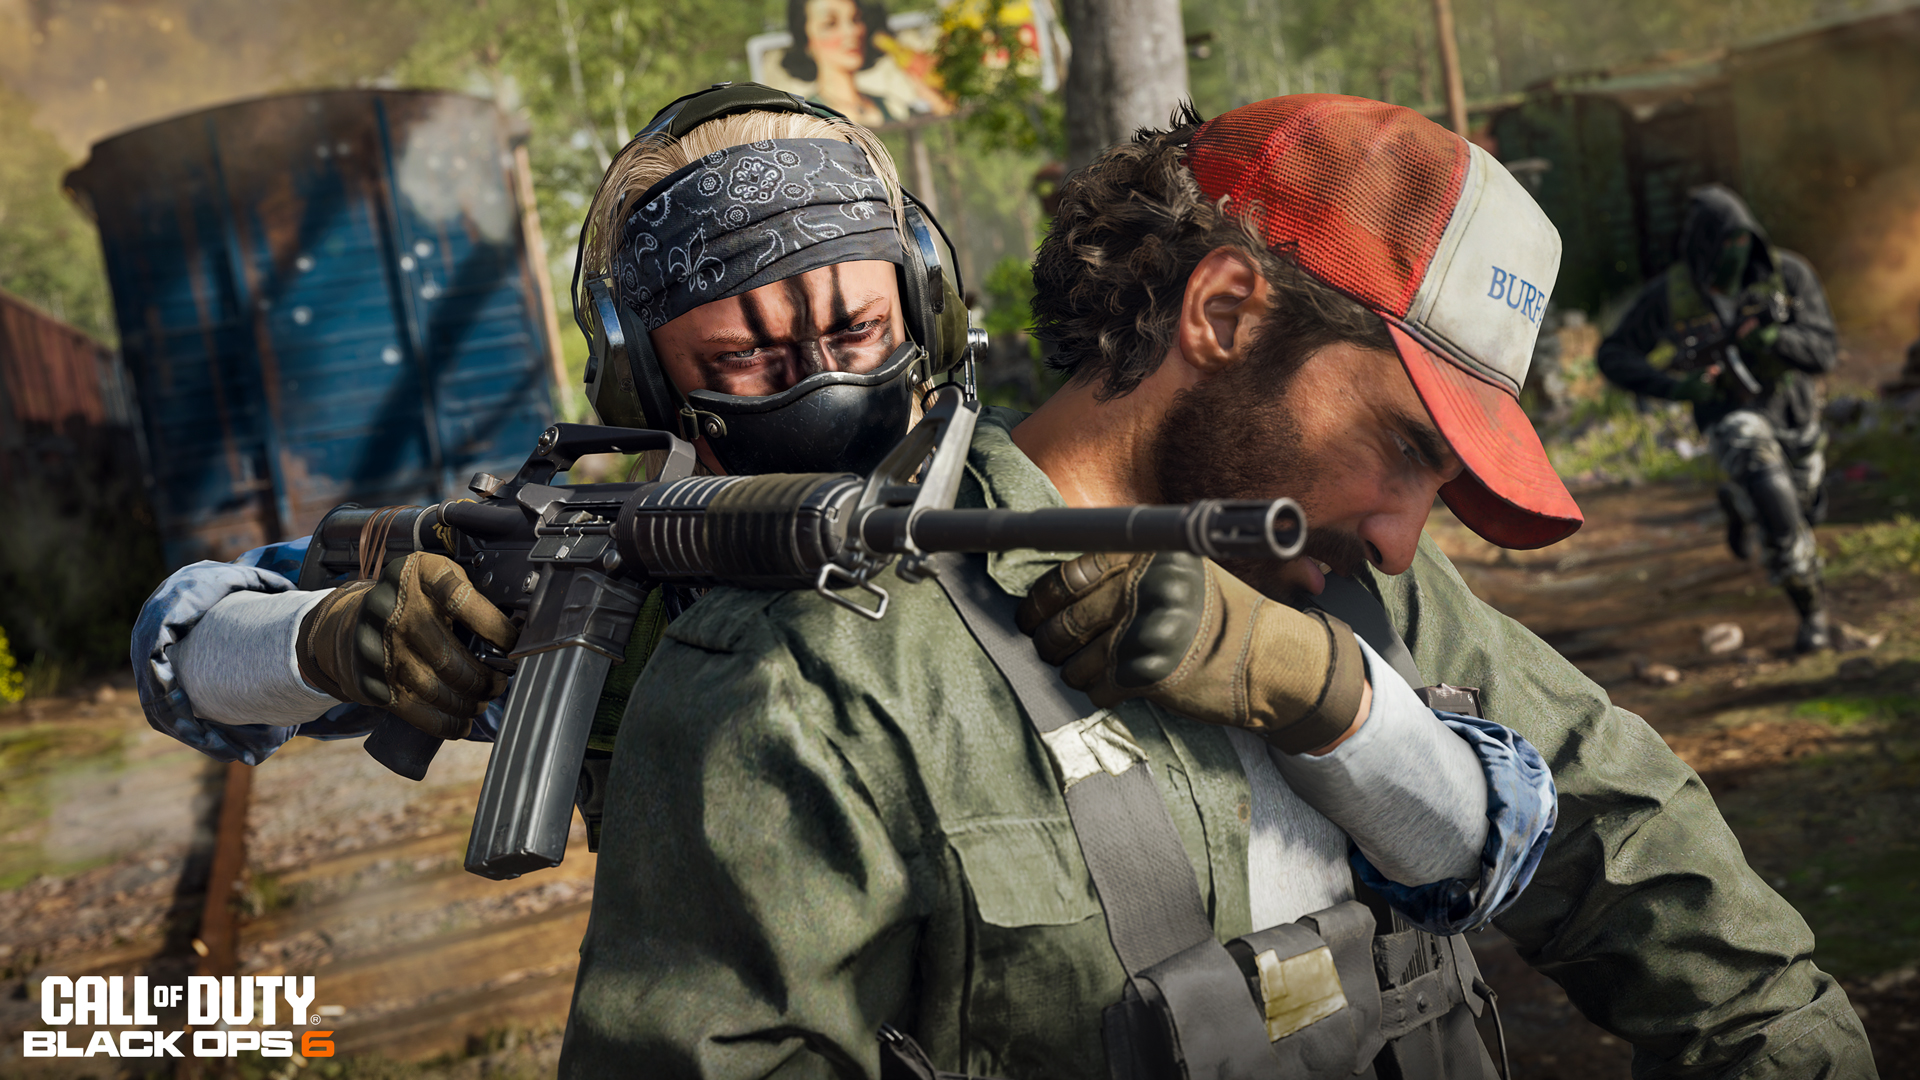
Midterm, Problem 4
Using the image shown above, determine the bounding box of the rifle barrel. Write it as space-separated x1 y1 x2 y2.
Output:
859 499 1306 561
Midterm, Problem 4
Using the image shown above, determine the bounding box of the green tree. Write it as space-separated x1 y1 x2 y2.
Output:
0 83 112 342
933 0 1065 156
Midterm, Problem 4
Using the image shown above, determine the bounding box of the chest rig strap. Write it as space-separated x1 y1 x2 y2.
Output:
934 554 1281 1077
936 557 1497 1079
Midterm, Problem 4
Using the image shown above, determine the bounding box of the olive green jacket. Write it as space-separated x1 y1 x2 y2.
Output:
563 408 1872 1079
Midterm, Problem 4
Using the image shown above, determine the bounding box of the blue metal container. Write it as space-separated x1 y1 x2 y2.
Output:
68 89 559 568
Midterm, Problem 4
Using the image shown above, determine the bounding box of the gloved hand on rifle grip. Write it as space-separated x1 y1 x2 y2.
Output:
1016 551 1369 755
297 552 519 740
1671 370 1723 405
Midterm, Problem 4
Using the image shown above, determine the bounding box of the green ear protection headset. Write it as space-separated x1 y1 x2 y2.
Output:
572 82 971 468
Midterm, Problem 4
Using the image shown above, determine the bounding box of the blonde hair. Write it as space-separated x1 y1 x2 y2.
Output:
579 110 907 299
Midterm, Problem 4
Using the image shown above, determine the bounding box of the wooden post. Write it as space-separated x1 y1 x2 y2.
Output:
513 142 575 416
1431 0 1469 136
905 124 941 220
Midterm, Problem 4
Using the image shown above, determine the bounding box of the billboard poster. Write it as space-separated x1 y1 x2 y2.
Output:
748 2 953 127
748 0 1061 129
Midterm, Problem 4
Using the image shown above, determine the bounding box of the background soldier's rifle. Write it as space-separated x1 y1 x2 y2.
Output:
298 379 1307 881
1677 286 1793 400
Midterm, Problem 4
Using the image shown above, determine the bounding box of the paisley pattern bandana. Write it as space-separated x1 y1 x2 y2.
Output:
613 138 904 328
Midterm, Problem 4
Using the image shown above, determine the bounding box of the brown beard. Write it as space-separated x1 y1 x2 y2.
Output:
1151 343 1374 602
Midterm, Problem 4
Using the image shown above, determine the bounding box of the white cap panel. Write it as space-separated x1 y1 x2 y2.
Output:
1403 143 1562 395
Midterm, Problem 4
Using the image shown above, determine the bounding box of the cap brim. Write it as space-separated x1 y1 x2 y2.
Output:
1385 322 1582 549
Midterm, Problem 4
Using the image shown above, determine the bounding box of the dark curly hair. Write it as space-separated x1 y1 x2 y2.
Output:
781 0 890 82
1031 105 1392 400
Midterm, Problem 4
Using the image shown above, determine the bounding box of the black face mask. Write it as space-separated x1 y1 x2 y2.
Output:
679 342 922 476
1711 231 1753 295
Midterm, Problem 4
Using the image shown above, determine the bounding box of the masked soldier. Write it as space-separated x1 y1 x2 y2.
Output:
130 84 969 774
563 99 1870 1078
1597 184 1839 652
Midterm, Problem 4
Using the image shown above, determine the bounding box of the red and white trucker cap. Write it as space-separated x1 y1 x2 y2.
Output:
1185 94 1582 549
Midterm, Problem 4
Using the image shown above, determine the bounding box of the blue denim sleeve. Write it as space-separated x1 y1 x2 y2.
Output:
131 538 508 764
1351 711 1557 935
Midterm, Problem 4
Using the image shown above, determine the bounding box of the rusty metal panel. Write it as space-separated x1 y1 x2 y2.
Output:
0 289 111 434
68 89 556 569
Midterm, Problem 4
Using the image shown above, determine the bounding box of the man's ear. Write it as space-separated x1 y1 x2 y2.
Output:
1177 247 1270 374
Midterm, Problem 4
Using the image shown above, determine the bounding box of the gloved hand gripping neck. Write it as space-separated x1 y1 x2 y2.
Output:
1017 551 1368 754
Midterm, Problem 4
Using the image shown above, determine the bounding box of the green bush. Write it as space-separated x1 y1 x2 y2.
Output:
0 628 22 705
1829 425 1920 506
1543 389 1719 486
1827 514 1920 579
982 255 1037 338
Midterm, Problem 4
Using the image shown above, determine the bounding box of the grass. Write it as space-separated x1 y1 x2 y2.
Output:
243 871 304 918
1774 844 1920 978
1793 694 1920 729
1542 387 1720 486
1827 514 1920 579
0 723 126 888
1829 424 1920 512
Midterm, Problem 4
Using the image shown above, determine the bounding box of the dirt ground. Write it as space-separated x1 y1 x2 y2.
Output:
1428 473 1920 1079
0 699 591 1079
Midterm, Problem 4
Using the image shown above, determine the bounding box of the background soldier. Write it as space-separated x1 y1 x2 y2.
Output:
1597 184 1839 652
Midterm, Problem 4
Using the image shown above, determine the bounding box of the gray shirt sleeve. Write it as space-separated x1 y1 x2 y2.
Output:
171 589 341 727
1270 635 1489 886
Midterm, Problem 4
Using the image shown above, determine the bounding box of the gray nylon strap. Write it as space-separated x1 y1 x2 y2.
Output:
933 554 1216 975
1063 770 1219 972
1311 573 1421 687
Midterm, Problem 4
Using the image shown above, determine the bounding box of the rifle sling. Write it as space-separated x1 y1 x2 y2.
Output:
934 554 1281 1077
933 553 1217 973
1310 573 1421 687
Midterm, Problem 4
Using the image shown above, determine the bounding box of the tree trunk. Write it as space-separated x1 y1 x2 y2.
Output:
1058 0 1191 172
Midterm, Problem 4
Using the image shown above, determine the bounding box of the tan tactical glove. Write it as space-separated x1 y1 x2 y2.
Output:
1016 551 1368 754
297 552 518 739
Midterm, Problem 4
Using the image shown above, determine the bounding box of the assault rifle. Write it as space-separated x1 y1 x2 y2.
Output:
1677 285 1793 400
297 382 1306 880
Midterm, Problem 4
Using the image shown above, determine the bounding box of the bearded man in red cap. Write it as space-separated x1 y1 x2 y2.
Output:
564 98 1872 1079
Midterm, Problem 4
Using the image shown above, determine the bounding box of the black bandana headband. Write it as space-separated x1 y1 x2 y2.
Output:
612 138 905 329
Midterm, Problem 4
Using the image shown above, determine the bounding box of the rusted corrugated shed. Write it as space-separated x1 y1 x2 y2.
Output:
0 288 114 434
65 89 560 568
1489 53 1742 313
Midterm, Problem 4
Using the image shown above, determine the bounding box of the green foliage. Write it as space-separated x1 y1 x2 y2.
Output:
1831 426 1920 507
1793 694 1920 728
0 83 113 342
1542 389 1718 486
933 0 1063 155
296 0 780 334
0 723 125 889
1828 514 1920 581
982 254 1036 337
1769 844 1920 978
0 627 23 705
